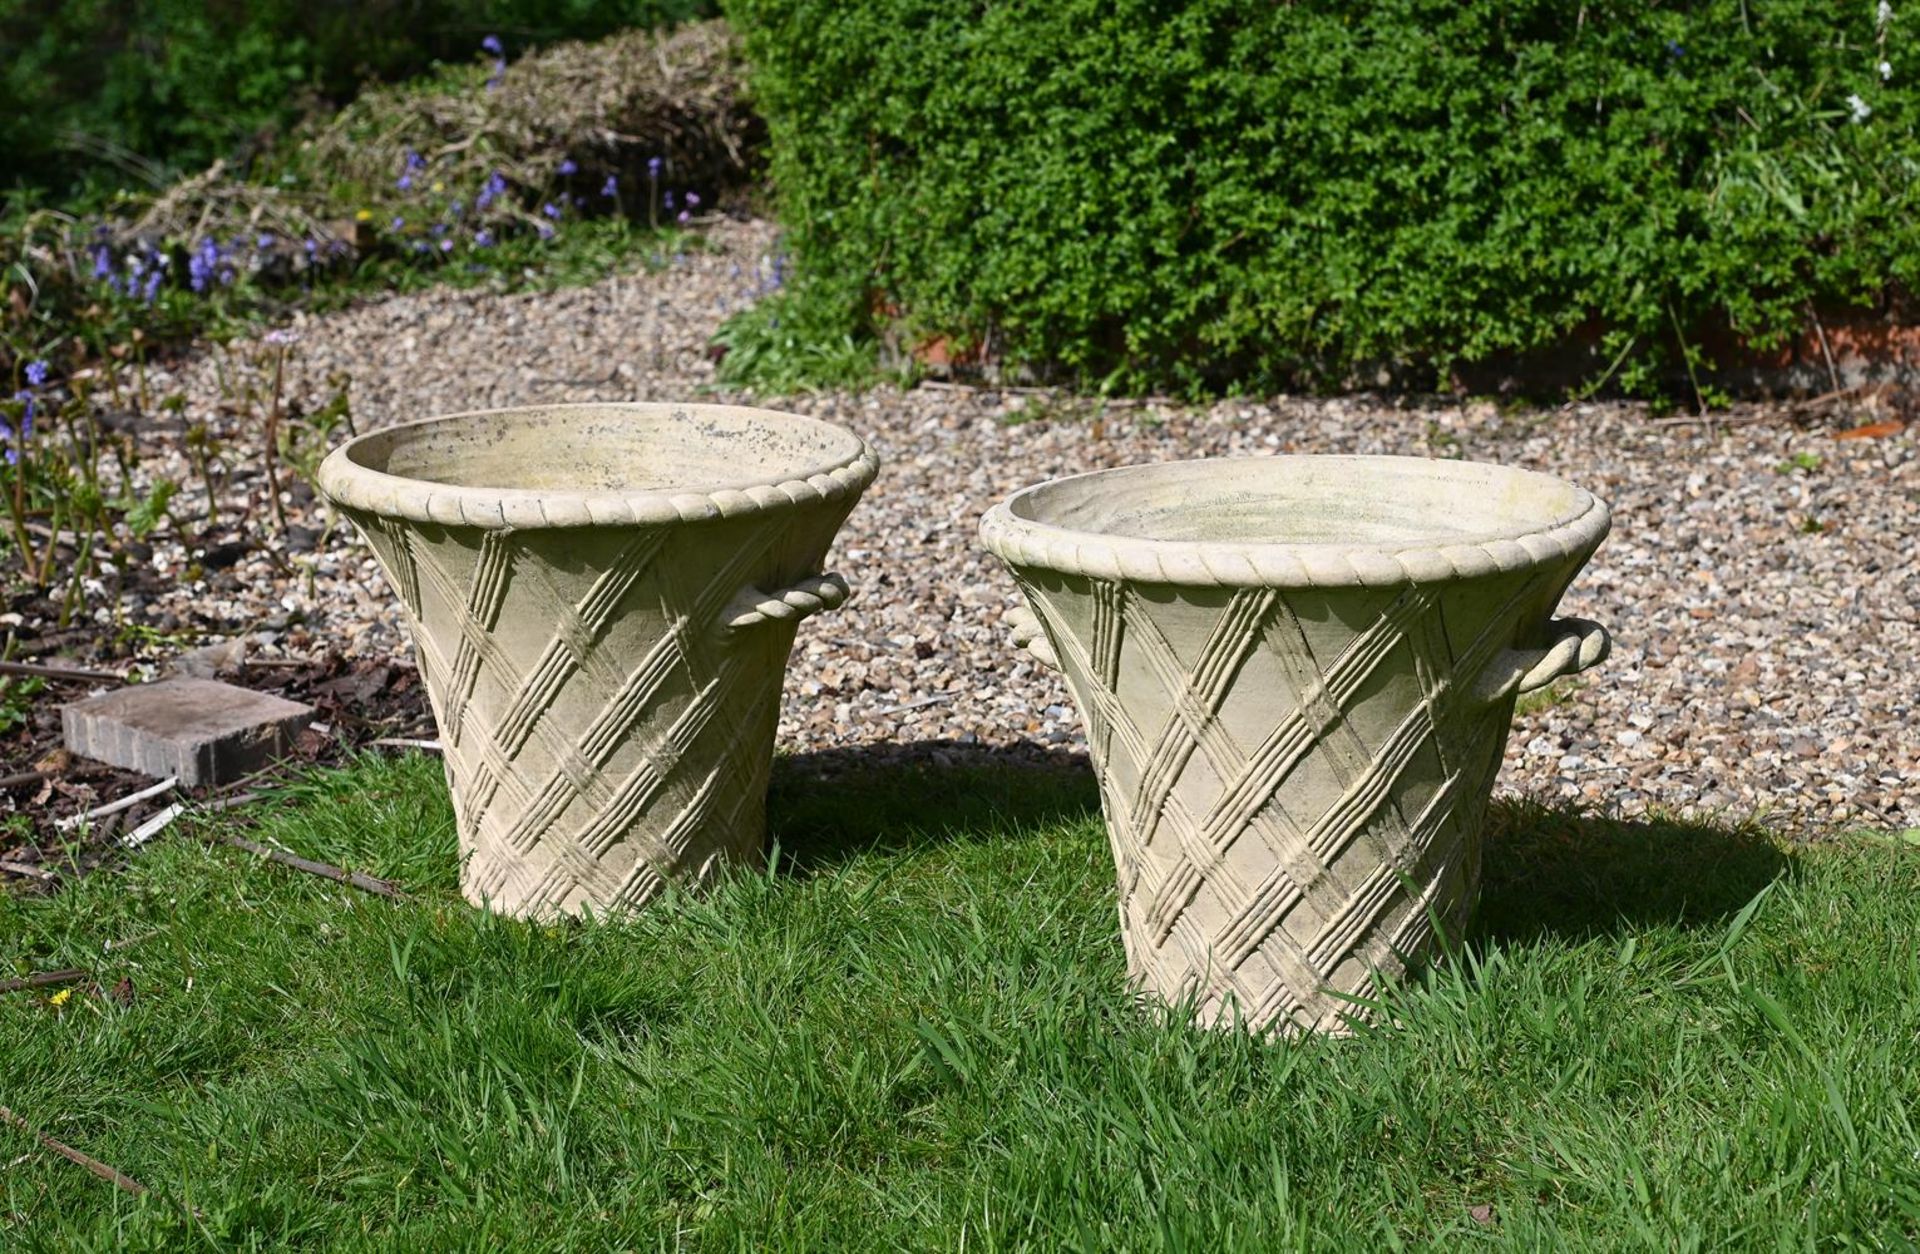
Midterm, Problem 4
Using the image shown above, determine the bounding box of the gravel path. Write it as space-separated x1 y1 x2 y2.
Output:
113 216 1920 836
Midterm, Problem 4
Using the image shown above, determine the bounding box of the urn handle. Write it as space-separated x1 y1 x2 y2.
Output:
720 573 850 634
1005 604 1060 669
1476 615 1611 704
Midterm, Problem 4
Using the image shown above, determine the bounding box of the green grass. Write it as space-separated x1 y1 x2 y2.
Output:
2 752 1917 1248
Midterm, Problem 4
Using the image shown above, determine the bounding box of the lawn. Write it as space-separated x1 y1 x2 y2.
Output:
2 752 1917 1249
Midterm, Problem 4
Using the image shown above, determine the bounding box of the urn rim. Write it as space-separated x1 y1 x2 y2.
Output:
317 402 879 529
978 454 1610 588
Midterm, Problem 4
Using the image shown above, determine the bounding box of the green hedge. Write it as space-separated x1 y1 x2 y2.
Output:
0 0 714 199
724 0 1919 394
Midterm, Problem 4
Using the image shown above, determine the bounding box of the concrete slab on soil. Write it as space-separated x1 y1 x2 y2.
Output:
62 678 314 787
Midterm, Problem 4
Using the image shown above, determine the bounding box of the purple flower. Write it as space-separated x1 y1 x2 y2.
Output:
475 171 508 211
439 239 454 252
91 245 112 279
406 150 426 171
450 199 465 217
143 271 162 303
391 216 406 230
23 360 48 387
686 192 701 208
542 202 562 220
397 174 414 191
264 329 299 346
664 190 676 211
304 237 319 260
257 233 274 249
647 156 662 178
481 34 503 56
677 210 690 225
557 159 578 176
602 175 618 198
473 230 495 248
537 222 555 240
431 222 448 237
487 59 506 91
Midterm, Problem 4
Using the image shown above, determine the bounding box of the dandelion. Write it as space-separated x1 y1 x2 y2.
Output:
48 987 70 1008
355 208 373 222
1849 92 1873 122
557 159 578 176
24 360 48 387
602 175 619 198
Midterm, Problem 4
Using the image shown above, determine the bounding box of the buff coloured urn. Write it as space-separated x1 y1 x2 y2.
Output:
979 455 1612 1035
318 403 878 918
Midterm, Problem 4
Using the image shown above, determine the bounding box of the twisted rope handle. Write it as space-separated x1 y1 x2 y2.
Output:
720 573 851 634
1005 604 1060 669
1475 616 1611 704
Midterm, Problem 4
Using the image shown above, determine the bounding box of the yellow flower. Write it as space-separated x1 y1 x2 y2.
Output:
355 208 373 222
432 181 445 193
49 987 72 1007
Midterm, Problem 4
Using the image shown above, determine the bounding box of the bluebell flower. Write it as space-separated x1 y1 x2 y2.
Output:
439 239 454 252
558 159 578 176
431 222 448 237
450 199 465 217
647 156 662 178
407 150 426 171
398 174 414 191
91 246 112 279
24 360 49 387
304 237 319 260
143 271 162 303
257 233 274 249
481 34 503 56
474 229 495 248
542 202 562 219
664 190 676 210
677 210 690 225
537 222 555 239
392 216 406 230
686 192 700 208
602 175 619 198
1666 39 1683 58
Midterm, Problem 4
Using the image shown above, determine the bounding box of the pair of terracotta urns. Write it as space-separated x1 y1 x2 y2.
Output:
318 404 1610 1036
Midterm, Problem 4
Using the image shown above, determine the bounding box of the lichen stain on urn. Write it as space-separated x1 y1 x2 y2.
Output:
980 455 1613 1036
319 402 878 919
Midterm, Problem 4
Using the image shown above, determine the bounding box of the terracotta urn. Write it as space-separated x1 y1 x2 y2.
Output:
980 455 1612 1035
318 403 878 918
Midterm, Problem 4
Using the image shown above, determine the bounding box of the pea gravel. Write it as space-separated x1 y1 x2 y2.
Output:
112 216 1920 837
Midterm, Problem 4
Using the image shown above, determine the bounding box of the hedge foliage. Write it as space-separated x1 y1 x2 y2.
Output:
0 0 715 199
724 0 1919 394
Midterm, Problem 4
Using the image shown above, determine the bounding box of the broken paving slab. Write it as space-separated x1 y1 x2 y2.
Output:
62 678 314 787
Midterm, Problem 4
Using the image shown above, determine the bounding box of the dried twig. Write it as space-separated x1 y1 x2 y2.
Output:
220 835 401 899
56 776 178 831
120 803 184 849
369 737 442 753
0 1106 148 1198
868 694 955 717
0 769 54 791
0 969 87 995
0 659 125 683
0 860 55 881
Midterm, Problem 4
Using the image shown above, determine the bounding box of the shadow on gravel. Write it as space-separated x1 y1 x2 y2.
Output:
1472 795 1794 945
768 740 1098 873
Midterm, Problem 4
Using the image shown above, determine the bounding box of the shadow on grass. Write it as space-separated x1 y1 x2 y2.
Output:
1472 795 1794 945
768 740 1098 873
